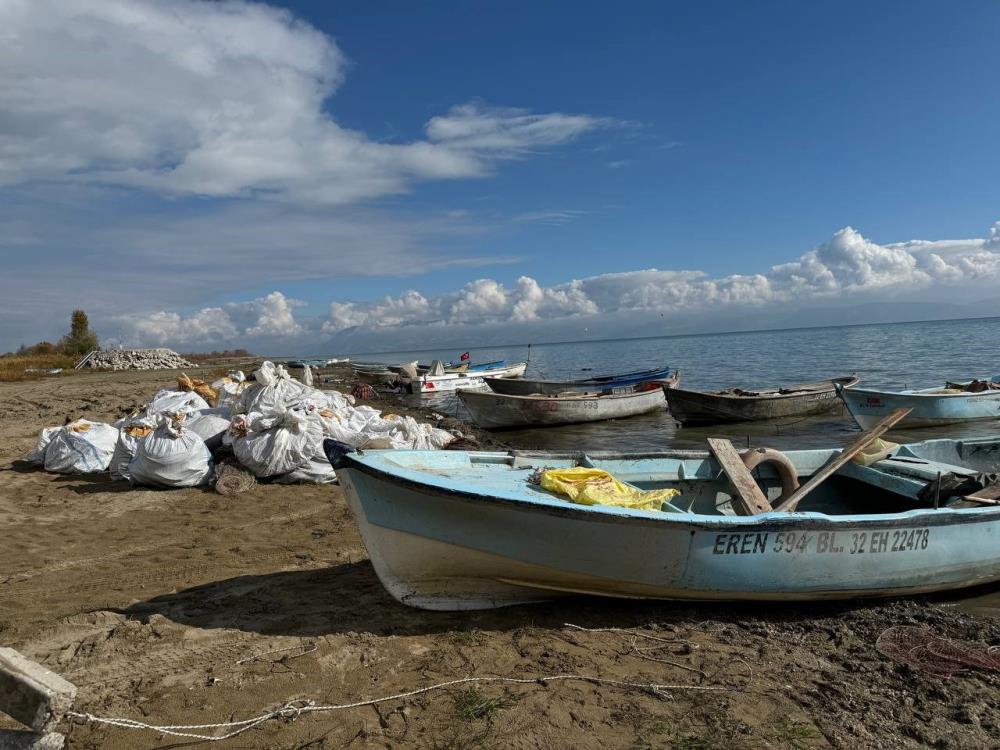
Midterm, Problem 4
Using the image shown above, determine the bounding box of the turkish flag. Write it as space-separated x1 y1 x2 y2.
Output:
460 351 470 361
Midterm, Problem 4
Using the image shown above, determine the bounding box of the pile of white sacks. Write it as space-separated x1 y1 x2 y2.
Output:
26 361 456 488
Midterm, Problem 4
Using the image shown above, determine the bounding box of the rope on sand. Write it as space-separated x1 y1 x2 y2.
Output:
214 459 256 496
67 621 751 742
67 672 741 742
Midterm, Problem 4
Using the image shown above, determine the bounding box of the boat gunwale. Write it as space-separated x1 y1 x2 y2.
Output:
339 450 1000 532
483 366 672 389
459 386 668 403
843 384 1000 399
667 376 859 403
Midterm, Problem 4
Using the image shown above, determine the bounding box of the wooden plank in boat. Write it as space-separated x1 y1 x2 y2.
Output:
953 483 1000 507
707 438 773 515
774 407 911 512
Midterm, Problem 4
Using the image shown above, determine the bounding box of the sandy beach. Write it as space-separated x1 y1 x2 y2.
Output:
1 366 998 749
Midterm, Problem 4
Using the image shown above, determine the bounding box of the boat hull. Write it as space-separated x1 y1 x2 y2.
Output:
337 457 1000 610
458 386 666 429
666 377 858 425
840 386 1000 429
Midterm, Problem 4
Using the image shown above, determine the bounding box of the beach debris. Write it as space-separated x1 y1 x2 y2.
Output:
127 415 213 488
144 387 210 419
183 409 232 450
231 405 326 480
177 372 217 403
26 420 118 474
213 458 257 496
0 647 77 738
350 383 379 401
109 417 155 482
76 348 195 371
210 371 251 411
876 625 1000 676
25 360 461 487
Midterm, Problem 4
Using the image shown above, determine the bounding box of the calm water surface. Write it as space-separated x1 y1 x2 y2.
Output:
349 317 1000 452
345 317 1000 616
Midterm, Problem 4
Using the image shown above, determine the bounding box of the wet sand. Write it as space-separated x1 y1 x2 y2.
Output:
1 367 998 749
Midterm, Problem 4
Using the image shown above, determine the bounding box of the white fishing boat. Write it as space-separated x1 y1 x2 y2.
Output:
838 379 1000 429
329 434 1000 611
406 361 527 394
458 383 667 429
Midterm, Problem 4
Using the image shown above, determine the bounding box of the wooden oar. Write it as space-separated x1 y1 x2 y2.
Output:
707 438 773 515
772 407 912 513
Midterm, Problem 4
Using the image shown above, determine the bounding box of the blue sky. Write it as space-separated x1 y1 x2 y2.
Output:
1 0 998 352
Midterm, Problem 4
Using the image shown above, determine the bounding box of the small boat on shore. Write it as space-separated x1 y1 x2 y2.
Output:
351 361 419 385
665 376 859 425
330 435 1000 610
484 366 678 396
838 379 1000 429
407 361 528 394
458 383 666 429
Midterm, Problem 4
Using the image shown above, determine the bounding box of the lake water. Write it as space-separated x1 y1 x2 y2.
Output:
348 316 1000 452
343 316 1000 617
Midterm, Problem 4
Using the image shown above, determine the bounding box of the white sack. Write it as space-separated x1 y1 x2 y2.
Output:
359 414 454 450
129 416 212 488
232 405 323 478
42 420 119 474
272 453 338 484
211 375 252 412
185 409 232 449
145 388 210 418
27 426 60 465
110 417 157 482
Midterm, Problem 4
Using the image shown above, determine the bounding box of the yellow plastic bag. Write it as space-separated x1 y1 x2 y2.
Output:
852 438 900 466
539 467 680 511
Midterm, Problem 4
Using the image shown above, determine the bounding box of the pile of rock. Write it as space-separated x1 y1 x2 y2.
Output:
82 348 196 371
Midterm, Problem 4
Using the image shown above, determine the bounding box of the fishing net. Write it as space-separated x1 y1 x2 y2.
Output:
876 626 1000 677
214 458 257 496
351 383 380 401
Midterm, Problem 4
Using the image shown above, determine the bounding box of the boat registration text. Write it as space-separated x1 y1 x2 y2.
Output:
711 529 930 556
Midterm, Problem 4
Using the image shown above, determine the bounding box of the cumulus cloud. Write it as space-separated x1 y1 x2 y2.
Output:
313 223 1000 334
117 291 302 346
0 0 610 204
114 222 1000 347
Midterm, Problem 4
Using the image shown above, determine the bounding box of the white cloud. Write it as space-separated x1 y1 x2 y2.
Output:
111 221 1000 348
0 0 611 204
116 291 302 346
311 223 1000 334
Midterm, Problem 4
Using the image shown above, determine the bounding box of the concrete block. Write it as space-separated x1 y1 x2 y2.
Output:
0 649 76 733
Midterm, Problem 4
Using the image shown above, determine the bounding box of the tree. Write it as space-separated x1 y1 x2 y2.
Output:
59 310 99 355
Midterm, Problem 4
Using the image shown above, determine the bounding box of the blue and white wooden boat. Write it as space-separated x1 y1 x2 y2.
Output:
484 366 676 396
330 437 1000 610
839 380 1000 429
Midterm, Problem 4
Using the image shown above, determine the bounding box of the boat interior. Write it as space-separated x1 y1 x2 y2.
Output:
366 437 1000 517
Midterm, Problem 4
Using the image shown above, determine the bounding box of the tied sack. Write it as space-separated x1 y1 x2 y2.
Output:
110 417 156 482
233 405 324 479
128 415 212 488
237 361 309 415
538 467 681 511
38 420 119 474
145 387 210 418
